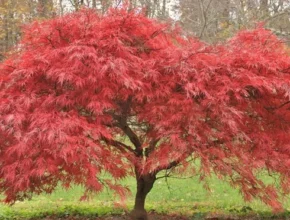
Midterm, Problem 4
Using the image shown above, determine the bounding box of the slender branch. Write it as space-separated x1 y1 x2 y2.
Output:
265 101 290 111
6 65 16 70
108 102 142 155
102 137 135 154
117 118 142 155
155 156 195 174
55 27 70 43
205 0 213 13
156 175 197 180
86 129 134 155
198 0 213 38
279 66 290 73
164 169 172 192
155 159 181 173
264 9 290 23
145 138 160 157
276 101 290 109
46 36 56 48
106 97 144 156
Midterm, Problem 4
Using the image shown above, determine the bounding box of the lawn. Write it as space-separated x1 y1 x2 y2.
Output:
1 172 290 219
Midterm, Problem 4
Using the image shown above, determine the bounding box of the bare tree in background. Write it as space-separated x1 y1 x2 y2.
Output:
0 0 290 61
0 0 38 59
58 0 64 15
179 0 230 41
68 0 85 10
179 0 290 42
138 0 170 18
38 0 54 17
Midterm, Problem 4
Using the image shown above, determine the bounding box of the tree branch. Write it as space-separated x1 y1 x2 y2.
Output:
108 107 142 156
155 158 181 173
107 97 143 156
102 137 135 154
145 138 160 157
279 66 290 73
265 101 290 111
198 0 213 38
117 118 143 156
264 9 290 23
155 154 195 173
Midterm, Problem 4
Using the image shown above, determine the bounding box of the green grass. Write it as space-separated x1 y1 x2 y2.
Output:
1 174 290 219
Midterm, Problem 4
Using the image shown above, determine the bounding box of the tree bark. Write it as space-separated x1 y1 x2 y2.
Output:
130 173 156 220
260 0 269 18
38 0 54 18
162 0 166 18
59 0 64 15
92 0 97 8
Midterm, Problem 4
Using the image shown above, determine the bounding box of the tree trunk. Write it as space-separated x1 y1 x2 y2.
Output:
59 0 64 15
92 0 97 8
130 173 156 220
162 0 166 18
260 0 269 18
38 0 54 18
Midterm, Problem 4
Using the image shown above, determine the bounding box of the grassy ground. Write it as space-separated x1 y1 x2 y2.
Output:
1 173 290 219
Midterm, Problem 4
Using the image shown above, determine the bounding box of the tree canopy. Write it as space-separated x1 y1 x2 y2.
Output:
1 8 290 219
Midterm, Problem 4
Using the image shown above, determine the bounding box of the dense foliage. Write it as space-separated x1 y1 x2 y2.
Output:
1 8 290 219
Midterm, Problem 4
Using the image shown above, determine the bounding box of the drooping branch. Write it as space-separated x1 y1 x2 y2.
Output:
279 67 290 73
102 137 135 154
108 97 143 156
264 9 290 23
116 117 143 156
265 101 290 112
105 113 142 154
155 157 182 173
145 138 160 157
154 150 195 173
86 132 134 155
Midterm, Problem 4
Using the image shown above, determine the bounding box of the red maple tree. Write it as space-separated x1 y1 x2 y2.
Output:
1 8 290 220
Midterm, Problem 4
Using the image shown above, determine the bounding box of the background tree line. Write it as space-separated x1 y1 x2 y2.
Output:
0 0 290 60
